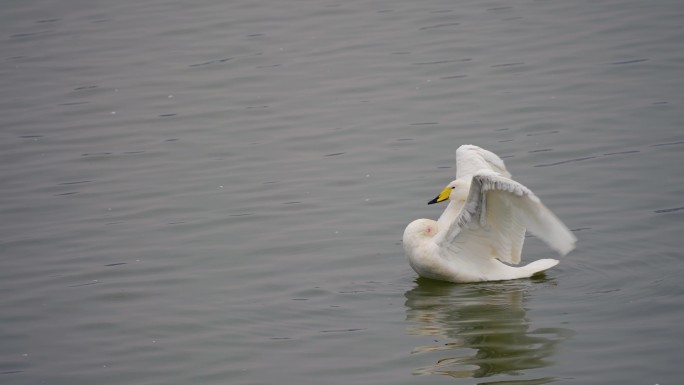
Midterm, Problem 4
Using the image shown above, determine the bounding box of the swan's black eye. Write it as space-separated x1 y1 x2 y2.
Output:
451 186 456 189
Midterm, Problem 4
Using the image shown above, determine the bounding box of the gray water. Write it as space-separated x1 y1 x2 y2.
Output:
2 0 684 384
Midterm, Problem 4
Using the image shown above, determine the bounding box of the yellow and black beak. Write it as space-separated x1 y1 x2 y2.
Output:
428 187 452 205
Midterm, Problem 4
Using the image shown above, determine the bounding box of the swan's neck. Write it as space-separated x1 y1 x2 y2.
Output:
437 199 465 229
436 180 470 230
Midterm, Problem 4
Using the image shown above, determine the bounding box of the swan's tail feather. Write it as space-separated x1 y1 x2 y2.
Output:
522 259 559 276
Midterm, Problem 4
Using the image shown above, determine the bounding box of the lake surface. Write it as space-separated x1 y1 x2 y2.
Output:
2 0 684 384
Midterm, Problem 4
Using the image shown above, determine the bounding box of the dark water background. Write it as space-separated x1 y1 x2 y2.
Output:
2 0 684 384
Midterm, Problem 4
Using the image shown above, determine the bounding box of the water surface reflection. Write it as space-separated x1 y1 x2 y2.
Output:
404 278 573 383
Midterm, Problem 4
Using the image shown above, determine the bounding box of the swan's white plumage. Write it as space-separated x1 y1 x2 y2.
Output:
403 145 576 283
455 144 512 180
437 145 512 229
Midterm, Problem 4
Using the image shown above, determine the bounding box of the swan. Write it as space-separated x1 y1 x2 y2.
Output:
403 145 576 283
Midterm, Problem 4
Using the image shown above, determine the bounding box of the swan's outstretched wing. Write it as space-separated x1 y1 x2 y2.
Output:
455 145 512 180
434 173 576 265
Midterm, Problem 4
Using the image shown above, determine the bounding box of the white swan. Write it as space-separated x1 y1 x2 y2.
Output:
403 145 576 283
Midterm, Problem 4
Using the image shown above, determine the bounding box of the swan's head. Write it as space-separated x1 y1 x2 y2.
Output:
427 179 469 205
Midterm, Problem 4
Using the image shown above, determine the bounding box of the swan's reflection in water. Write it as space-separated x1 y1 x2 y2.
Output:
404 277 573 383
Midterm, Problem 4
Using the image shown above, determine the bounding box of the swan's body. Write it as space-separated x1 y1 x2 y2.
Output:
403 145 576 283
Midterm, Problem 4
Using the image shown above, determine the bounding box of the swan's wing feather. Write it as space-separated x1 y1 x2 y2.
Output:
483 188 527 264
434 174 576 263
507 192 577 256
455 145 512 180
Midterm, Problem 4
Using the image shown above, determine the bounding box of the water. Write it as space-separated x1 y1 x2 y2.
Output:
2 0 684 384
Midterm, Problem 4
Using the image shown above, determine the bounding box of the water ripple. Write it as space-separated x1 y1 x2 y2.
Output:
419 22 460 30
651 140 684 147
609 58 648 65
534 156 598 167
654 206 684 214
